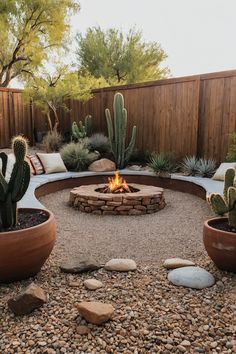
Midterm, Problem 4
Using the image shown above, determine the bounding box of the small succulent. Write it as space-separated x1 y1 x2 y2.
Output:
196 158 216 178
181 156 200 176
148 152 177 174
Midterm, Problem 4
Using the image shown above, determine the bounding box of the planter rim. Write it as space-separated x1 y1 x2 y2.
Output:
0 208 54 236
204 216 236 237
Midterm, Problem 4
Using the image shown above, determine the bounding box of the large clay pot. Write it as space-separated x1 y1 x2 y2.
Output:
0 208 56 283
203 217 236 273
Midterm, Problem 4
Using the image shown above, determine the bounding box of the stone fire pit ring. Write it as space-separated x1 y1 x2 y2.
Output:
69 183 166 215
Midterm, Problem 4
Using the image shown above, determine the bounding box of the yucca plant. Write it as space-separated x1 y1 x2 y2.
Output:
208 167 236 228
60 142 98 171
196 158 216 178
181 156 199 176
148 152 176 174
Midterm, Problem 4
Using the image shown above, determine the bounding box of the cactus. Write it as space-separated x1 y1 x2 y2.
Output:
208 167 236 228
0 136 31 229
105 92 137 169
71 115 92 141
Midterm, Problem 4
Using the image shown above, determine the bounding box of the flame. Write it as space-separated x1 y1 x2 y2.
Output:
108 171 130 192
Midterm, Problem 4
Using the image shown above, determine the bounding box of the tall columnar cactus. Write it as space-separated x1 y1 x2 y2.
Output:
0 136 31 229
71 115 92 141
208 167 236 228
105 92 137 169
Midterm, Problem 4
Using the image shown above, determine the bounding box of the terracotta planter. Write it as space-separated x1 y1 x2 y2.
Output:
203 217 236 273
0 208 56 283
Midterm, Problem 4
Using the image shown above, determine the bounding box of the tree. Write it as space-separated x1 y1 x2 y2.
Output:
0 0 79 87
76 27 170 85
24 65 107 132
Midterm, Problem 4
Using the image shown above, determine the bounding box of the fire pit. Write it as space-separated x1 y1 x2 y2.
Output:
69 172 166 215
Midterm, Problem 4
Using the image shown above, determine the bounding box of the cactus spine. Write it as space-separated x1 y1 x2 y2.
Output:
208 167 236 228
72 115 92 141
105 92 137 169
0 136 31 229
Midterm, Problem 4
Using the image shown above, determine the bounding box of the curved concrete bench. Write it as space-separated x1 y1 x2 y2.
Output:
19 170 224 210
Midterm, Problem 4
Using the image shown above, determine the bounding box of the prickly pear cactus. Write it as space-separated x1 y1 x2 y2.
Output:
0 136 31 229
208 167 236 228
105 92 137 169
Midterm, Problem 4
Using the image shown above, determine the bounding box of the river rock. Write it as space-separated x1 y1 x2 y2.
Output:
77 301 114 324
60 257 101 273
88 158 116 172
8 283 47 315
84 278 103 290
168 266 215 289
163 258 195 269
104 258 137 272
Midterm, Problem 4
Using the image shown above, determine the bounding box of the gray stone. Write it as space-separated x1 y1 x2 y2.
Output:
8 283 47 315
60 257 101 274
163 258 195 269
105 258 137 272
84 278 103 290
168 266 215 289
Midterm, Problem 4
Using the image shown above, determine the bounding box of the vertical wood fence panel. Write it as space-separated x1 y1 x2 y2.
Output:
1 70 236 162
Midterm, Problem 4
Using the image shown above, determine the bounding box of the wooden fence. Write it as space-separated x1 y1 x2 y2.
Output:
1 69 236 161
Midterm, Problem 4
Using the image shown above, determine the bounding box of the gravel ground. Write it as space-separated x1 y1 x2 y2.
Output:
41 189 213 264
0 189 236 353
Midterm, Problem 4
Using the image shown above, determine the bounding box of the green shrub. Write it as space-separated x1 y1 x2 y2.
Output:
181 156 199 176
148 152 176 174
42 131 63 152
130 148 151 164
226 132 236 162
60 142 98 171
196 158 216 177
88 133 111 154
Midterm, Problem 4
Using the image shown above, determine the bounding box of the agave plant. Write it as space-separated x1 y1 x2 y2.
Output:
148 152 177 174
196 158 216 178
181 156 199 176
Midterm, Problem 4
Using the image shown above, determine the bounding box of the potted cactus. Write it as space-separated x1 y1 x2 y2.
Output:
0 136 56 283
204 167 236 272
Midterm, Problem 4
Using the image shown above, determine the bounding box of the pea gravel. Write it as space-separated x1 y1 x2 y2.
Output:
0 189 236 354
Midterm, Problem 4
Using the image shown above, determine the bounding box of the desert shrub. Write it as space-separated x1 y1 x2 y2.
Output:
42 131 63 152
196 158 216 177
181 156 200 176
226 132 236 162
148 152 176 174
130 148 151 164
60 142 98 171
87 133 111 154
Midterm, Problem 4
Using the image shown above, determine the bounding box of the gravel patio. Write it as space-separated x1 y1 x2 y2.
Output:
1 189 236 353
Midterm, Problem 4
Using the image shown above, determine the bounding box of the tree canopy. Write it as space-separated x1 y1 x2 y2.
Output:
0 0 79 87
24 65 107 131
76 27 170 85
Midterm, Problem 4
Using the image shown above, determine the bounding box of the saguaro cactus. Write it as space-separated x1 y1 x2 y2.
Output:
71 115 92 141
105 92 137 169
0 136 31 229
208 167 236 228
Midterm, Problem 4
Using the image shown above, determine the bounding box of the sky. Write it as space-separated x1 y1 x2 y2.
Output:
71 0 236 78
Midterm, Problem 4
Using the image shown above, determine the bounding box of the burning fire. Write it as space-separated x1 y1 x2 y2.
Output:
107 171 131 193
